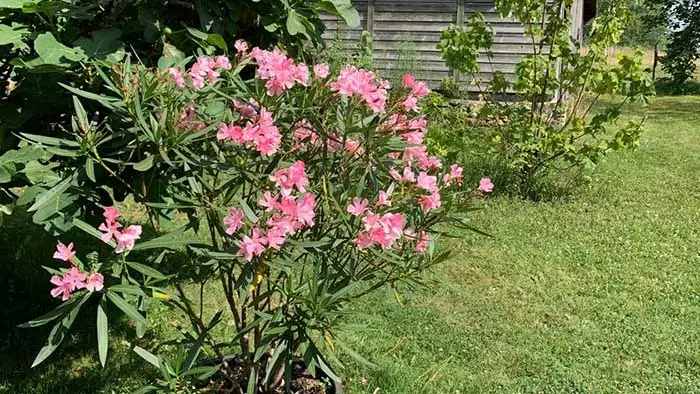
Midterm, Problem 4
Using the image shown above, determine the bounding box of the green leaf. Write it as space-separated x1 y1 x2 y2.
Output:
74 28 125 61
126 261 167 280
18 292 88 328
58 83 121 110
133 346 161 369
97 297 109 367
85 159 96 182
0 0 39 9
106 290 148 327
132 232 200 251
23 161 59 184
108 284 147 297
0 162 14 183
31 292 90 367
34 32 86 65
286 10 307 37
206 34 227 51
73 217 116 247
133 155 155 171
0 146 46 163
0 23 29 50
20 132 80 147
27 173 74 212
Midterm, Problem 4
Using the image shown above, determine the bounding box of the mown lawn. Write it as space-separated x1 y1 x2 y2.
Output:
2 95 700 393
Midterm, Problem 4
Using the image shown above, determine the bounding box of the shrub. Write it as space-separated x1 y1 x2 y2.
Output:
437 0 655 200
17 45 489 392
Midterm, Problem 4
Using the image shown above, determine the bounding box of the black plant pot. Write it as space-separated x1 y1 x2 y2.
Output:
197 355 343 394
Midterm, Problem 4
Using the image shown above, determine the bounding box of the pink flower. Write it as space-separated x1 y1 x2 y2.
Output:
168 68 185 88
234 39 249 54
478 177 494 193
258 191 278 212
419 192 441 213
293 63 310 85
215 55 232 71
402 74 417 89
98 220 122 243
313 63 329 80
415 231 429 253
224 207 245 235
293 120 319 150
189 56 220 88
347 197 369 216
295 193 316 227
250 47 302 95
63 266 87 291
270 161 309 195
402 167 416 183
238 228 267 261
377 190 392 207
417 172 438 193
411 80 430 98
85 273 104 292
115 225 142 254
402 95 419 112
265 227 287 250
444 164 464 186
357 212 404 249
50 275 73 301
344 139 364 156
217 123 244 142
53 241 75 262
103 206 120 223
330 66 388 113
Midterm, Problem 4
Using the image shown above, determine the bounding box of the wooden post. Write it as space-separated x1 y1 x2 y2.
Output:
652 43 658 82
367 0 375 37
453 0 464 84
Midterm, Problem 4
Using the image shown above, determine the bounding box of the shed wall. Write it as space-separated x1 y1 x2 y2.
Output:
321 0 584 90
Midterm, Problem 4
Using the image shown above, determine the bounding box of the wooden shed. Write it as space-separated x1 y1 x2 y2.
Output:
321 0 597 89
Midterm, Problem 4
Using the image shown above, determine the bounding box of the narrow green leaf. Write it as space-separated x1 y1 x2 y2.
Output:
108 284 147 297
18 292 86 328
20 132 80 147
133 155 155 171
73 217 116 247
27 173 74 212
126 261 167 279
85 158 96 182
106 290 148 327
31 292 90 367
133 346 160 369
97 297 109 367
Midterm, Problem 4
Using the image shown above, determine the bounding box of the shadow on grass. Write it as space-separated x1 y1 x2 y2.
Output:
654 78 700 97
0 210 155 394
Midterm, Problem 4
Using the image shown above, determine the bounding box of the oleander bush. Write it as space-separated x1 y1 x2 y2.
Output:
16 43 491 393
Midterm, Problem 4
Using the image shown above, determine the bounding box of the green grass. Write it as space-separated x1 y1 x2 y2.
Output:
2 96 700 393
338 96 700 394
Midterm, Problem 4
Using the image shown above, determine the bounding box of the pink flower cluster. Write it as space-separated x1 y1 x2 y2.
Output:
354 211 405 250
224 161 316 261
168 55 232 89
400 74 430 112
50 242 103 301
330 66 389 113
98 206 142 254
218 106 282 155
250 47 309 95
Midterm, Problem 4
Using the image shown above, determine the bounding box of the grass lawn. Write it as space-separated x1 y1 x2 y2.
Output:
2 95 700 393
